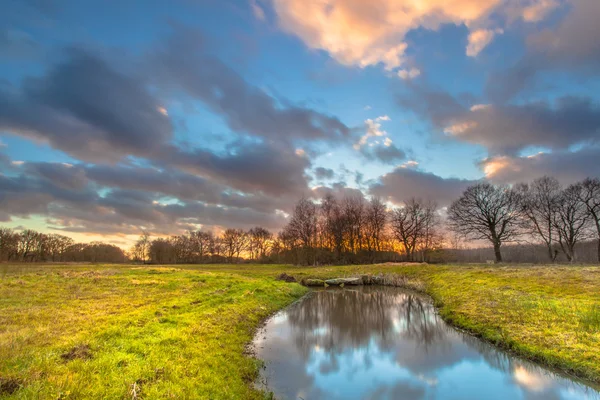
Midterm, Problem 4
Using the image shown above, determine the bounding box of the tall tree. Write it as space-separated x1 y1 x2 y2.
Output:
554 184 591 262
0 228 18 261
133 231 151 263
390 198 433 262
189 231 213 262
364 197 387 254
287 198 318 265
247 227 272 260
222 229 248 263
578 178 600 262
448 183 524 263
517 176 561 262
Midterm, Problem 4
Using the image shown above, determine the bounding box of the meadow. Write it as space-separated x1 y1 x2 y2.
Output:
1 263 599 399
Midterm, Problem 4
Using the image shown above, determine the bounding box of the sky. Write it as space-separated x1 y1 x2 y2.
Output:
1 0 600 248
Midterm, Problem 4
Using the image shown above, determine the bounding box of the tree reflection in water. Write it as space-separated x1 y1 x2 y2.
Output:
254 286 600 400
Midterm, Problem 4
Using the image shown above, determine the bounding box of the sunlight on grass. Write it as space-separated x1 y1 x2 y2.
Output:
1 263 599 398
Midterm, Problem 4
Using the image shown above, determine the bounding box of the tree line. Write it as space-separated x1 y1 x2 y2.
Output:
3 176 599 265
132 194 443 265
448 177 600 263
0 228 127 263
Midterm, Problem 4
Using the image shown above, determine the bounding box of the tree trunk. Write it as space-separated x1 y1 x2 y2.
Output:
493 241 502 263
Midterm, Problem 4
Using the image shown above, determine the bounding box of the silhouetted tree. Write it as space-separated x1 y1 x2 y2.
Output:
448 183 524 263
517 176 561 261
554 184 591 262
579 178 600 262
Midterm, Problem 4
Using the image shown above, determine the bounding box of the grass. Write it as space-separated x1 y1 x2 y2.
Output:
1 263 599 398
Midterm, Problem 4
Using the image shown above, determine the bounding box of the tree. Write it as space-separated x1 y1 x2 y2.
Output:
222 229 248 263
517 176 561 262
189 231 213 262
0 228 18 261
132 231 151 263
390 198 436 262
149 238 176 264
247 227 272 260
578 178 600 263
448 183 524 263
45 234 75 261
554 184 591 262
319 194 345 260
16 229 44 261
342 195 365 256
364 197 387 255
287 198 318 265
416 201 440 262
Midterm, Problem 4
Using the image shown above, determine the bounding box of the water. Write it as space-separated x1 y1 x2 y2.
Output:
253 286 600 400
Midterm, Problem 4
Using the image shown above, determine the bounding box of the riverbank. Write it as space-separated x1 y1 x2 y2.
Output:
1 263 599 398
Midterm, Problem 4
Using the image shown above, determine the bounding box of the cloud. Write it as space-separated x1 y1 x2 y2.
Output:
251 0 266 21
399 86 600 155
487 0 599 102
314 167 335 180
397 68 421 80
269 0 554 75
448 97 600 154
481 147 600 184
0 48 172 163
370 167 476 206
0 158 289 234
150 26 350 146
401 160 419 169
466 28 503 57
311 183 365 201
528 0 600 66
354 116 390 149
159 140 310 197
0 28 40 60
85 163 294 213
521 0 560 22
361 143 407 164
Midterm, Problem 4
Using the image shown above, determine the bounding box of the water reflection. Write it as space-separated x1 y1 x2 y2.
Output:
254 286 600 400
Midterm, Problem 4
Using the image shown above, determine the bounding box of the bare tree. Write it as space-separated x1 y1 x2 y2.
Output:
247 227 272 260
417 201 440 262
287 198 318 264
390 198 433 262
554 184 591 262
448 183 524 263
45 234 75 261
364 197 387 255
320 194 346 260
0 228 19 261
133 231 151 263
189 231 214 262
17 229 44 261
342 195 365 255
149 238 176 264
222 228 248 263
517 176 561 262
578 178 600 262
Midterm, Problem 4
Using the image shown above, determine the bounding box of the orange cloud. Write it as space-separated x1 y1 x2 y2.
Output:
270 0 557 73
481 155 516 178
466 28 503 57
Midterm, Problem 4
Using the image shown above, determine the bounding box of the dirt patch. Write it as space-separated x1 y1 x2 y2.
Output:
275 273 297 283
61 344 92 361
0 377 22 395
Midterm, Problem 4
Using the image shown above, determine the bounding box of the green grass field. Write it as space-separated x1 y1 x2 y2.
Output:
1 263 599 399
